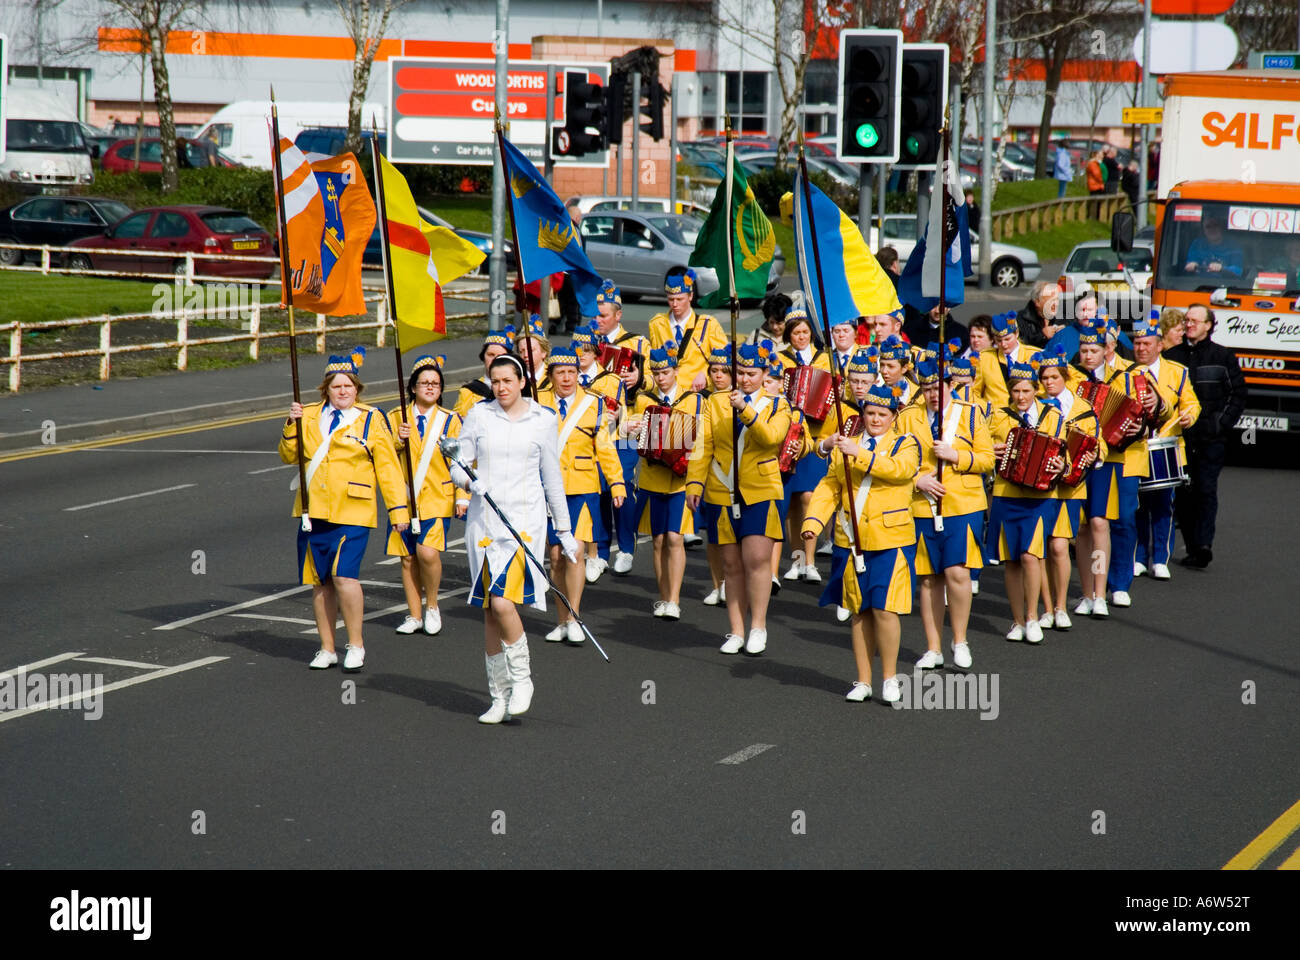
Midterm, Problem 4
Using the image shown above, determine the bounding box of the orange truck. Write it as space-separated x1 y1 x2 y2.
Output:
1151 69 1300 436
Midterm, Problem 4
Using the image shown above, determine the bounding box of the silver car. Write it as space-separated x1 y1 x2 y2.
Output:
578 211 785 302
1058 239 1155 323
869 213 1042 288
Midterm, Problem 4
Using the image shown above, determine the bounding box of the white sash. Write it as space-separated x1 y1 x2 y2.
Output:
711 395 772 493
293 405 362 492
926 400 964 530
556 393 598 452
837 440 875 572
409 408 449 533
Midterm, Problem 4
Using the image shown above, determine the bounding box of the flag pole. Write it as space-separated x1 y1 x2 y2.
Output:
936 105 950 521
797 135 865 565
269 88 311 532
369 119 421 537
495 111 539 401
724 115 741 520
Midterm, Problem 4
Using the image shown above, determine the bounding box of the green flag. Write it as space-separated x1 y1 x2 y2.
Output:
689 153 776 308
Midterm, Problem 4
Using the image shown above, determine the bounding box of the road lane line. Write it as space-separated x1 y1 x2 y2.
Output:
1223 797 1300 869
0 656 229 724
376 536 465 564
1279 845 1300 870
717 743 776 765
74 656 168 670
229 613 318 625
249 464 294 474
155 584 312 630
298 587 472 633
64 483 196 512
0 652 86 681
82 448 280 455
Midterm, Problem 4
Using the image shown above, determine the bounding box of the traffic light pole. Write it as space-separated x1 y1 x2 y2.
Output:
670 72 679 212
488 0 509 331
631 71 641 207
544 65 555 184
859 165 872 244
978 0 995 290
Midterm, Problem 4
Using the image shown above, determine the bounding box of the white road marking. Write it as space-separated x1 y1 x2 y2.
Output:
377 556 401 565
717 743 776 765
155 584 311 631
74 656 166 670
299 587 471 633
0 656 229 724
249 464 295 474
228 614 318 626
83 448 278 455
0 652 86 681
64 483 197 512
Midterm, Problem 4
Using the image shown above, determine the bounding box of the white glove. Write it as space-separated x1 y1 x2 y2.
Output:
559 531 581 564
468 477 488 496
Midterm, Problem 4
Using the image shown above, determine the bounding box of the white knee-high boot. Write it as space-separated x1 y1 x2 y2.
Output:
502 634 533 715
478 651 511 724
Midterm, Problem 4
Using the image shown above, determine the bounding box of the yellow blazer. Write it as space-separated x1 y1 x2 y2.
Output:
386 403 464 519
279 401 410 527
648 310 727 390
578 366 626 419
1141 357 1201 466
988 401 1067 501
537 387 626 497
629 389 706 494
803 428 921 550
974 343 1041 411
453 375 493 419
910 399 995 518
685 390 794 505
1042 390 1108 501
1065 360 1174 477
781 346 833 372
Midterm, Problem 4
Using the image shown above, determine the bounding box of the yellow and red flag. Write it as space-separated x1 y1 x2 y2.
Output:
378 153 485 350
275 137 375 316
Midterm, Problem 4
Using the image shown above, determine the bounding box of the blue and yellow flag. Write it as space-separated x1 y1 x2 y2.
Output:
783 172 901 330
498 132 602 316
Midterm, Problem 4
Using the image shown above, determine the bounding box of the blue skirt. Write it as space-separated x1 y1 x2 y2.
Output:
787 451 829 493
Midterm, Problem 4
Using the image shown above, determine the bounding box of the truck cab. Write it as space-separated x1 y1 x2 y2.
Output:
0 88 95 193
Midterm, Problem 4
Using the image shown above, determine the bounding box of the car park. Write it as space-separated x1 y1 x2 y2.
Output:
565 195 710 218
0 196 133 265
868 213 1041 288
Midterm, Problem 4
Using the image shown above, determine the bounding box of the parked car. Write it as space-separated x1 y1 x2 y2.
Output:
362 205 508 272
0 196 133 266
869 213 1041 288
100 137 238 174
294 126 386 160
578 210 784 301
677 142 727 179
1058 238 1155 320
565 195 710 218
64 205 275 279
739 151 860 189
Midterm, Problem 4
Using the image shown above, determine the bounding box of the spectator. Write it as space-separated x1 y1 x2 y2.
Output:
1164 303 1247 569
1159 306 1186 351
1102 146 1121 195
1183 217 1244 278
1015 280 1061 348
965 191 981 232
748 292 793 348
965 314 993 361
876 246 901 291
1121 160 1141 208
903 303 968 353
1053 140 1073 198
1147 142 1161 191
1045 288 1132 361
1085 151 1106 196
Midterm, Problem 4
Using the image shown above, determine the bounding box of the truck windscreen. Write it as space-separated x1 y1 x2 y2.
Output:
4 119 88 153
1158 200 1300 296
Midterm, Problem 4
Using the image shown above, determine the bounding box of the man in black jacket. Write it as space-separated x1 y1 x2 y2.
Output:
1164 304 1248 569
1015 280 1061 347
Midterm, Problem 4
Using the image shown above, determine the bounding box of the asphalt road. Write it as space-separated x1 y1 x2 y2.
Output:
1 408 1296 869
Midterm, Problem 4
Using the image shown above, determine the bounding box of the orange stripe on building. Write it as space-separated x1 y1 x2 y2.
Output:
98 27 399 61
403 40 534 60
1011 58 1142 84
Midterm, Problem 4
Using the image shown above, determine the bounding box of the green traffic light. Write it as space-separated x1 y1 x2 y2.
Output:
855 123 879 149
905 135 921 158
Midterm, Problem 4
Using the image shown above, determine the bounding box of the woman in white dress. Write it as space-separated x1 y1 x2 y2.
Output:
451 354 579 724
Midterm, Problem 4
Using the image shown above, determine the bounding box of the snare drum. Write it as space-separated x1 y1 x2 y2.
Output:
1140 436 1186 491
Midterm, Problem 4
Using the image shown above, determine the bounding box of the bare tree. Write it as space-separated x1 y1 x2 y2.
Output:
1071 38 1125 147
334 0 412 156
1226 0 1300 64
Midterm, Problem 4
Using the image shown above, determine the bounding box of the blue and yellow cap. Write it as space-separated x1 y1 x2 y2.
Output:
523 314 546 339
649 342 679 370
664 269 696 295
411 354 445 376
484 326 515 350
570 324 600 352
879 335 910 364
1034 345 1070 373
947 353 975 379
848 347 879 376
915 359 941 385
596 279 622 307
863 382 905 410
992 311 1019 338
1078 321 1105 347
1132 318 1161 339
546 344 579 368
707 344 734 367
325 345 366 376
737 338 776 370
1007 359 1038 383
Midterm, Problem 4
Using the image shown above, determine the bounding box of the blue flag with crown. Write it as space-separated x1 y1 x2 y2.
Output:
498 132 604 316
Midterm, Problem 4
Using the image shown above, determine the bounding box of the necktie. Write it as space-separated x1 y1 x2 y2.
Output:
674 324 683 344
329 409 341 434
743 394 752 405
661 394 672 405
930 411 939 439
559 397 568 418
580 374 590 387
866 436 877 451
1044 396 1060 413
416 414 426 439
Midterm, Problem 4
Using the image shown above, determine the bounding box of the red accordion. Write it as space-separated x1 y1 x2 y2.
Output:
997 426 1065 491
1075 378 1147 449
598 343 640 376
778 422 806 473
1059 429 1101 487
636 405 694 476
782 365 836 421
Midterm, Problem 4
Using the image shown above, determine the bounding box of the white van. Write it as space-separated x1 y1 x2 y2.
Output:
195 101 386 170
1 87 94 191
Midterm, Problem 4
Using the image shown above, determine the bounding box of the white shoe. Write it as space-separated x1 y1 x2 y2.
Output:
652 600 668 618
720 634 745 654
803 564 822 583
478 652 511 724
1005 623 1025 642
845 681 872 702
952 642 973 669
784 558 804 581
1074 596 1094 616
545 623 567 642
613 551 634 575
881 676 902 703
423 607 441 636
1133 562 1148 577
719 582 726 601
970 580 980 595
395 615 422 635
1025 620 1044 644
817 540 832 556
662 601 681 620
343 645 365 671
585 557 607 583
503 637 533 715
1092 597 1110 618
987 556 1000 566
1111 590 1131 608
684 533 703 548
1054 610 1072 630
916 650 944 670
744 628 767 655
836 605 851 622
1152 563 1171 580
566 620 585 644
770 575 782 595
702 587 721 606
1038 611 1055 629
309 649 338 669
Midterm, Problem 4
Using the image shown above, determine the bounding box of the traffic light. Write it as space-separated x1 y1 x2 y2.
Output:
836 28 902 162
895 44 949 169
552 70 606 157
640 80 665 141
604 72 627 147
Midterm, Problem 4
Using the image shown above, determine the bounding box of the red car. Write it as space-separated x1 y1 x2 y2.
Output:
64 205 275 279
100 137 237 174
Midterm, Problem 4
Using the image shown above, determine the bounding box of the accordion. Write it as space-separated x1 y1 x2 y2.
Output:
778 421 806 474
1059 428 1101 487
997 426 1065 491
598 343 640 376
1075 377 1148 450
782 365 836 421
636 404 695 476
